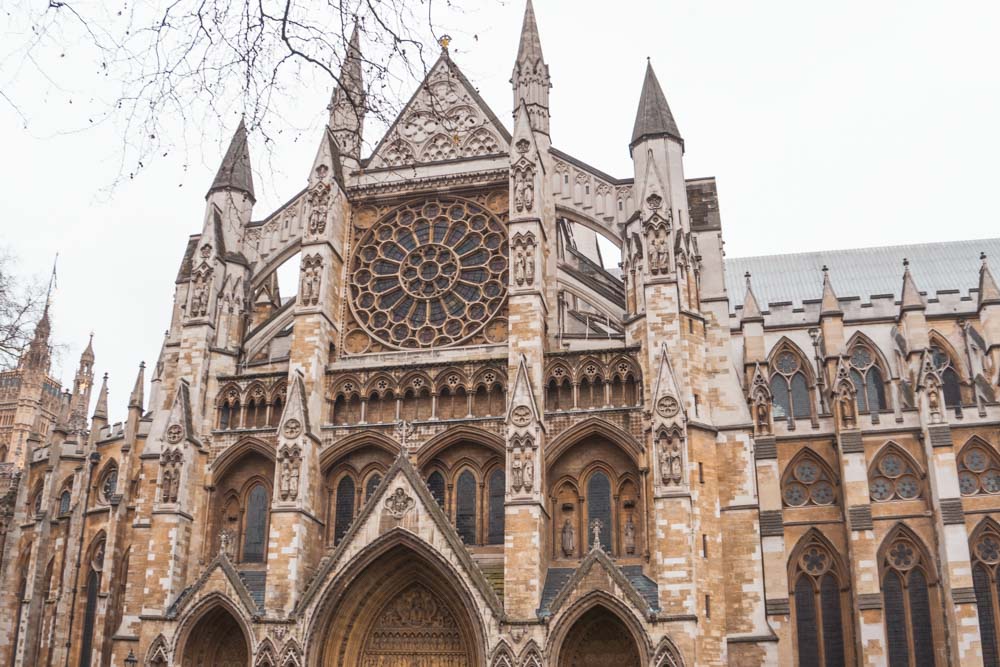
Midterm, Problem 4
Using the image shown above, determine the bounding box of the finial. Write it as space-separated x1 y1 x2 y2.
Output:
903 257 910 268
982 251 988 264
822 264 829 274
744 270 751 286
438 34 451 51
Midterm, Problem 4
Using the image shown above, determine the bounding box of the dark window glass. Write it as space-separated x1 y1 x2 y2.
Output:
365 475 381 502
908 569 936 667
79 570 100 667
242 485 269 563
791 373 811 419
942 368 962 408
851 368 868 413
868 367 887 411
456 471 477 545
821 573 845 667
771 377 790 419
334 477 355 545
59 491 71 515
488 469 505 545
795 576 819 667
587 472 612 553
974 563 998 667
884 570 910 667
427 472 446 508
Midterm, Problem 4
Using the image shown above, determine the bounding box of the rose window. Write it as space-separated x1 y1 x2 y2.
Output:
349 197 508 349
958 444 1000 496
869 449 922 502
782 453 837 508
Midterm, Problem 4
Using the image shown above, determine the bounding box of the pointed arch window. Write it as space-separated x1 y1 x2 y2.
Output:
881 532 937 667
365 474 381 502
99 464 118 504
487 469 505 545
587 470 613 553
848 345 887 413
791 537 848 667
958 441 1000 496
782 452 837 508
930 345 963 408
269 392 284 428
426 471 446 509
770 350 812 421
59 490 71 515
971 524 1000 667
869 446 924 502
333 476 355 545
242 483 269 563
219 387 241 430
79 537 105 667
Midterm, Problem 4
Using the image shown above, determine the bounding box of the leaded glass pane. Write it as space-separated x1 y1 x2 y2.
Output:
334 477 355 545
427 472 446 508
791 373 811 419
455 471 477 545
942 368 962 408
487 469 505 545
851 369 868 413
974 564 999 667
821 573 845 667
365 475 381 502
771 377 790 419
795 576 820 667
908 569 936 667
868 366 887 411
242 484 269 562
884 571 910 667
587 471 612 552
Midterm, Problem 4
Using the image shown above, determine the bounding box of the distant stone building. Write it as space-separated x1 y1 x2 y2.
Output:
2 2 1000 665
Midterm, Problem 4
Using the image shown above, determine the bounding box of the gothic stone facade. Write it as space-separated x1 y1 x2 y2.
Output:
4 3 1000 666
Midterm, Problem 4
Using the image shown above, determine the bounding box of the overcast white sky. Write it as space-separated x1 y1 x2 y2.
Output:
2 0 998 420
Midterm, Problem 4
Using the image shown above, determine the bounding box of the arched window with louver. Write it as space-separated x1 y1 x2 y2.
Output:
242 484 269 563
881 529 938 667
427 471 446 508
790 532 849 667
455 471 477 545
769 346 813 423
848 344 888 413
334 476 355 545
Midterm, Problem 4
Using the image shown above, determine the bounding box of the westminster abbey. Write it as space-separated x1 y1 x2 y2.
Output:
2 2 1000 665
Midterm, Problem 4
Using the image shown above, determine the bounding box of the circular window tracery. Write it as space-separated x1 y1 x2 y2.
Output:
349 197 508 349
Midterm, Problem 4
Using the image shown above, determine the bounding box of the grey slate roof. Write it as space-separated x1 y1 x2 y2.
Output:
208 120 255 201
631 62 682 147
725 238 1000 311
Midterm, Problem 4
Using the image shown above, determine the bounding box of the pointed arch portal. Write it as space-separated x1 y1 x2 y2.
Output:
558 605 642 667
315 540 484 666
180 604 250 667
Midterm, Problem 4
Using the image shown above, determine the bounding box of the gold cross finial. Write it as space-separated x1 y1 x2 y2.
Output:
439 34 452 51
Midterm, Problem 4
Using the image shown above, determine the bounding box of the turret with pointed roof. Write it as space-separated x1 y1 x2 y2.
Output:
631 61 683 151
820 266 842 316
329 23 366 161
511 0 551 136
900 258 926 312
207 120 255 203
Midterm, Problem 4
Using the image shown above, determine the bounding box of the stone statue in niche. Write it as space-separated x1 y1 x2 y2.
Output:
300 254 323 306
219 529 236 560
515 251 526 286
511 449 523 491
512 163 534 213
525 247 535 285
561 519 575 557
754 393 771 435
927 381 942 423
590 519 603 550
838 387 856 429
159 450 182 503
278 445 301 501
512 232 537 288
522 449 534 493
656 234 669 274
659 431 683 486
307 165 331 235
624 514 636 554
190 268 212 317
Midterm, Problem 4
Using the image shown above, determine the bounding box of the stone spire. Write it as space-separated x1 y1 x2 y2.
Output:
741 272 763 322
69 335 95 432
19 303 52 371
81 333 95 364
820 265 842 315
128 361 145 411
900 258 926 311
328 23 366 160
979 252 1000 309
631 60 682 150
93 373 109 420
207 119 255 202
511 0 551 135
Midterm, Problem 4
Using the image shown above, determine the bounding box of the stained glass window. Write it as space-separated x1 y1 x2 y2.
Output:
334 476 355 545
242 484 269 562
587 471 612 553
455 471 477 545
869 447 923 502
770 349 813 421
488 469 505 545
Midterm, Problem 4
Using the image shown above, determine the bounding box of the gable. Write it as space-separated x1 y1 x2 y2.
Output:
368 54 510 169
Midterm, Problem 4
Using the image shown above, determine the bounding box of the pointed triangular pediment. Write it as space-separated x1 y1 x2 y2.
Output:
367 53 510 169
294 451 503 619
979 254 1000 309
163 380 199 447
308 126 344 188
507 354 542 428
278 373 313 441
165 551 261 620
652 343 685 425
545 547 657 619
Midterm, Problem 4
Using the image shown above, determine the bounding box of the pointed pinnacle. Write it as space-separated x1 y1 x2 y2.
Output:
979 252 1000 308
129 362 145 410
81 332 95 363
631 60 682 148
821 265 841 315
94 373 109 420
516 0 545 66
207 119 255 202
741 271 763 322
901 258 926 311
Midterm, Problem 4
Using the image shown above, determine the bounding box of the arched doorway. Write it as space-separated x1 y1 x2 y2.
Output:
315 539 484 666
181 604 249 667
559 606 642 667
